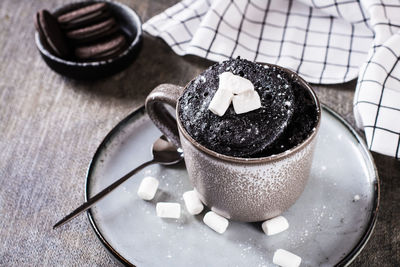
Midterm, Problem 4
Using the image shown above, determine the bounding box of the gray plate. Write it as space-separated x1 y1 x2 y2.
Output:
86 105 379 267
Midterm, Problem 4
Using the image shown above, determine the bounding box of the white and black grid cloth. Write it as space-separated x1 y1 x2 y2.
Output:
143 0 400 158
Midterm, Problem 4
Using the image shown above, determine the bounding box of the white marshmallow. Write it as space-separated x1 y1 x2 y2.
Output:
209 72 260 116
156 202 181 218
208 88 233 116
219 72 254 94
232 90 261 114
203 211 229 234
137 176 159 200
261 216 289 236
273 249 302 267
183 190 204 215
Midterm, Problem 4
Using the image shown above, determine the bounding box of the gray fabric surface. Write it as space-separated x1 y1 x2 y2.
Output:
0 0 398 266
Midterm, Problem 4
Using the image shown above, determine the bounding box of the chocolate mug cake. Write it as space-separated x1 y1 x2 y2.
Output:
145 58 321 221
178 58 318 158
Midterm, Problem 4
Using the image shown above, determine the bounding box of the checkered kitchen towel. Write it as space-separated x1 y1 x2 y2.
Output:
143 0 400 158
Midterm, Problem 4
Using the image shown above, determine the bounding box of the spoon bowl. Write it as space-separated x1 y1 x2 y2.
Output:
152 135 183 165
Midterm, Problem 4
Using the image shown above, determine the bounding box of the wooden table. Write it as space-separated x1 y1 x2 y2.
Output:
0 0 398 265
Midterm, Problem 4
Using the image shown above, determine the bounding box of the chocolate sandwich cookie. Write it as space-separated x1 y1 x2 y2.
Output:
178 58 296 157
57 3 110 30
74 34 126 60
66 17 118 42
35 10 70 58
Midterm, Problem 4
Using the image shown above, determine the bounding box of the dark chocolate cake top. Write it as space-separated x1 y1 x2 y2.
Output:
178 58 298 157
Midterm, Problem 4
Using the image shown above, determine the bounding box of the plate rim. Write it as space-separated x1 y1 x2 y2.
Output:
85 104 380 267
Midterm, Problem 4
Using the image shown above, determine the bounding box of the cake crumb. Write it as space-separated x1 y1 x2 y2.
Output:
353 195 360 202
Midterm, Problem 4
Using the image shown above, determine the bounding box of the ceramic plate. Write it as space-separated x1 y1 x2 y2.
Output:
86 105 379 267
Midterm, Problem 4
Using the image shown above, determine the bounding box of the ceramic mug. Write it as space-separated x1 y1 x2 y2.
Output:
145 64 321 222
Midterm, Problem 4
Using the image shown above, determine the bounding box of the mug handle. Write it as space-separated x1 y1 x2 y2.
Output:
145 83 184 148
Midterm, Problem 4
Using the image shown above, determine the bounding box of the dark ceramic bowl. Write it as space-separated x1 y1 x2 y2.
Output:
35 0 142 80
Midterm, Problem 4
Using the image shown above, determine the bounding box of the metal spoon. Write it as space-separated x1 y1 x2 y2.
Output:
53 135 183 229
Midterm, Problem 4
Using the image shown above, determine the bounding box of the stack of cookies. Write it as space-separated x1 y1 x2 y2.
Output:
35 3 127 61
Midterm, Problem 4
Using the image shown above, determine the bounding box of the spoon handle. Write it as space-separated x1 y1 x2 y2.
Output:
53 159 156 229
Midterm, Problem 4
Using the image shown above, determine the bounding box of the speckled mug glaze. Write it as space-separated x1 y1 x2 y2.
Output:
145 64 321 222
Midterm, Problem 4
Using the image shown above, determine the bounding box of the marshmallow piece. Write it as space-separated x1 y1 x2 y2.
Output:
208 88 233 116
156 202 181 218
232 90 261 114
137 176 159 200
261 216 289 236
219 72 254 94
203 211 229 234
273 249 302 267
183 190 204 215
